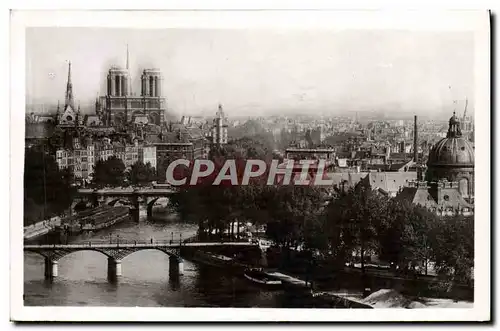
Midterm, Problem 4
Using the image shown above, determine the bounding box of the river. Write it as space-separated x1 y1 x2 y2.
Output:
23 213 306 308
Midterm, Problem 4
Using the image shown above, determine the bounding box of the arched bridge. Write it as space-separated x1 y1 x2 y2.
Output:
24 240 256 282
72 187 178 221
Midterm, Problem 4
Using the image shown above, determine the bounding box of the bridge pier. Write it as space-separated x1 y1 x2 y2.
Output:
139 207 148 221
169 256 184 277
107 257 122 282
44 258 58 280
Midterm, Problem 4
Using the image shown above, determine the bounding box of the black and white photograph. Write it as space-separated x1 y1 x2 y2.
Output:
9 9 491 322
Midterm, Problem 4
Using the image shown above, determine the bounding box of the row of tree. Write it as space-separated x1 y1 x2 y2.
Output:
171 180 473 284
168 139 474 285
91 157 157 187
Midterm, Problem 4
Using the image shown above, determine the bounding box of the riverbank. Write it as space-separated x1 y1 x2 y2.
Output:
24 217 61 241
341 289 473 309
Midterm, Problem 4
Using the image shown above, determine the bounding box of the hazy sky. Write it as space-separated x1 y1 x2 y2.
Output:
26 28 474 117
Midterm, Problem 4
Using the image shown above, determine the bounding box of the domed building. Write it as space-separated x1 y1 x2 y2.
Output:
426 112 474 200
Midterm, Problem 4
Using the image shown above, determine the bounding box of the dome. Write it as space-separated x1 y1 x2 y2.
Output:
428 112 474 167
428 137 474 167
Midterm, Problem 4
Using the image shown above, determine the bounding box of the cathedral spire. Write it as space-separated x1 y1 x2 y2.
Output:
65 61 74 110
126 44 129 70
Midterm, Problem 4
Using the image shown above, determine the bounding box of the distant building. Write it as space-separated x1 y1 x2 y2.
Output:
397 180 473 216
309 126 325 146
361 171 417 197
112 142 126 165
55 136 95 181
206 104 228 146
139 145 157 169
148 126 206 182
285 147 336 161
124 143 139 168
95 138 114 162
328 172 369 193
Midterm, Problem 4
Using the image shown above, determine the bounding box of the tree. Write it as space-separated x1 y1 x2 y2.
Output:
429 215 474 284
127 161 156 186
264 186 326 249
322 186 391 279
92 156 126 187
24 147 75 225
377 200 436 273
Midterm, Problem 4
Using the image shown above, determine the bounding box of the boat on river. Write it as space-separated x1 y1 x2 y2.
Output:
191 251 248 269
244 268 282 288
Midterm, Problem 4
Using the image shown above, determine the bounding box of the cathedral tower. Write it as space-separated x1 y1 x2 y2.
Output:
99 47 166 127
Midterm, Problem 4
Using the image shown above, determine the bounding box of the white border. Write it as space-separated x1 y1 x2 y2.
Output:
10 9 491 322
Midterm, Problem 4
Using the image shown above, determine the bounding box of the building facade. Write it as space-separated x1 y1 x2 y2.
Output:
95 138 114 162
138 145 157 169
124 143 139 168
55 137 95 181
397 180 473 216
97 67 166 128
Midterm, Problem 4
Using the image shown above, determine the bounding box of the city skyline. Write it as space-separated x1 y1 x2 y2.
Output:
27 28 474 118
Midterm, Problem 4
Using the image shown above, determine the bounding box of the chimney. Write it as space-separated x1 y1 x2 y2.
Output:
413 115 418 163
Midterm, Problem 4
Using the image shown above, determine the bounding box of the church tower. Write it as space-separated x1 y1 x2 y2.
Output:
57 61 80 128
65 61 75 110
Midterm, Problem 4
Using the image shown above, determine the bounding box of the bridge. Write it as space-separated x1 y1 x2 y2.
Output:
24 239 256 282
72 187 178 221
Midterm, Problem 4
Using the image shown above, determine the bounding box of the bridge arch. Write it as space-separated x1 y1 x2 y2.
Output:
146 197 171 217
118 247 178 261
28 247 118 262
